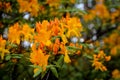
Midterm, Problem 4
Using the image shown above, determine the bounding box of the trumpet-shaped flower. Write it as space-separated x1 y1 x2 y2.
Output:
92 60 107 71
112 69 120 79
64 50 71 63
21 24 34 42
30 44 49 71
8 23 21 45
92 50 111 71
53 38 60 55
17 0 39 17
66 17 82 37
35 21 52 46
47 0 60 8
0 36 9 59
94 4 110 19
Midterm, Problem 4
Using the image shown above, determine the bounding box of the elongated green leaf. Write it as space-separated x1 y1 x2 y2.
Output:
10 44 18 48
11 54 23 59
81 43 90 48
57 55 64 67
51 36 61 42
41 70 48 79
58 8 87 14
46 65 54 69
29 65 41 68
33 68 42 78
94 48 100 53
66 46 81 50
83 53 93 59
5 55 11 61
50 66 58 78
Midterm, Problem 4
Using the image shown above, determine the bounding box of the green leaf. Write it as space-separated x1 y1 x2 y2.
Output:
5 55 11 61
11 54 23 56
46 65 54 69
41 70 48 79
11 54 23 59
94 48 100 53
83 53 93 59
51 36 61 42
10 44 18 48
33 67 42 78
58 8 87 14
57 55 64 67
66 46 81 50
50 66 58 78
81 43 89 48
29 65 41 68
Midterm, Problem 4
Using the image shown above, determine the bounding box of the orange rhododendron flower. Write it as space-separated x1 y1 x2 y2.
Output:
92 50 111 71
8 23 21 44
64 50 71 63
66 17 82 37
112 69 120 79
21 24 34 42
0 35 9 59
92 55 106 71
30 44 50 71
53 38 60 55
17 0 39 17
35 21 52 46
94 3 110 19
47 0 60 8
